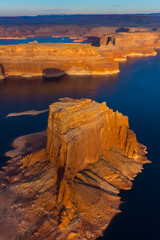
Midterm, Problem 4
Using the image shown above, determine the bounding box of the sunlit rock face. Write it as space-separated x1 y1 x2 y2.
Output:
46 98 147 230
0 98 149 240
0 31 160 79
47 98 138 186
0 43 119 78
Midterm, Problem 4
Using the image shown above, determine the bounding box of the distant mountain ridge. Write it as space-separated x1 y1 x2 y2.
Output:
0 14 160 27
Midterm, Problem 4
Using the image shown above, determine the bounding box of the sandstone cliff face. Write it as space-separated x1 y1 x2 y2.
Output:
98 32 159 62
0 43 119 77
0 98 148 240
0 31 159 78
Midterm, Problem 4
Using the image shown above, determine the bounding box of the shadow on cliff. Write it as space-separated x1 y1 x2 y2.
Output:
0 64 5 79
42 68 66 81
87 36 100 47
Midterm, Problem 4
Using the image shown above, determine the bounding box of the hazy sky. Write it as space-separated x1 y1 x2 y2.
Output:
0 0 160 16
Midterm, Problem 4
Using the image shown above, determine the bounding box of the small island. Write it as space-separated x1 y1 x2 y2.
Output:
0 98 149 240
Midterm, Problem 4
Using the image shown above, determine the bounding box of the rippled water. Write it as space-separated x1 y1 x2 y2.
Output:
0 53 160 240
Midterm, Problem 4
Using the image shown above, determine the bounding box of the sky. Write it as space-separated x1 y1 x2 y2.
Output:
0 0 160 16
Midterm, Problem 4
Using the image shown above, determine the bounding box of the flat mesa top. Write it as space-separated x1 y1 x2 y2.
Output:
48 98 109 132
49 98 108 115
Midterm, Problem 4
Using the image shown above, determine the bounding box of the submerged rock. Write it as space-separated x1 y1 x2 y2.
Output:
0 98 149 240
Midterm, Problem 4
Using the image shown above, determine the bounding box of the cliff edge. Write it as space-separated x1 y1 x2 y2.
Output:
0 98 149 240
0 31 160 78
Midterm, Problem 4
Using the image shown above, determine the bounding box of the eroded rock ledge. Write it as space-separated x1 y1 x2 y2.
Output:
0 98 149 240
0 31 160 78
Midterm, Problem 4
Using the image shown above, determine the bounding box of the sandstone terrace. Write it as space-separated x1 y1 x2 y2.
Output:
0 31 160 79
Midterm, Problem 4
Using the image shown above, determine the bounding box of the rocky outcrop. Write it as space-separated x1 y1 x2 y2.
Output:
0 43 119 77
0 98 149 240
96 32 159 62
0 31 160 78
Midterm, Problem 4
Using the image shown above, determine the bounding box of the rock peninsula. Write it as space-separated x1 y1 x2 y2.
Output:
0 98 149 240
0 31 160 78
0 43 119 77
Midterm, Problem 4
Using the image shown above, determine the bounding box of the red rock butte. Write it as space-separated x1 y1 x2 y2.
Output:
0 98 149 240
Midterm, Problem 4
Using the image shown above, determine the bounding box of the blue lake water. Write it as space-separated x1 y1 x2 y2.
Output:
0 53 160 239
0 37 77 45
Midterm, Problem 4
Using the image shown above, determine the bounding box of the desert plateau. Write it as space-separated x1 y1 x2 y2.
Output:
0 8 160 240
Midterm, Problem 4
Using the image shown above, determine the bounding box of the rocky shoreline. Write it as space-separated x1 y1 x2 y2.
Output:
0 31 159 79
0 98 149 240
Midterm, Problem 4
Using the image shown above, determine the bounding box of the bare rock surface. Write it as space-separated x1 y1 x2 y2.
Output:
0 31 160 78
0 98 149 240
0 43 119 77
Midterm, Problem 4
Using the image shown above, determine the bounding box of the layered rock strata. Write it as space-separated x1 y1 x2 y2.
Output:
0 43 119 77
0 98 149 240
99 32 160 61
0 31 160 78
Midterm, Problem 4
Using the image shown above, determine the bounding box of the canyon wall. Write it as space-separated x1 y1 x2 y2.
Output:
0 31 159 78
99 32 160 61
0 43 119 77
0 98 149 240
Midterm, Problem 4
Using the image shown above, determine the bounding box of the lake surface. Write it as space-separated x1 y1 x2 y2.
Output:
0 53 160 239
0 37 79 45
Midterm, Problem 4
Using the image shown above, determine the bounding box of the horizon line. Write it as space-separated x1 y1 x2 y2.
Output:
0 12 160 17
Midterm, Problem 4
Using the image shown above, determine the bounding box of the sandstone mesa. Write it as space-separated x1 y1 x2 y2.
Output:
0 98 149 240
0 31 160 79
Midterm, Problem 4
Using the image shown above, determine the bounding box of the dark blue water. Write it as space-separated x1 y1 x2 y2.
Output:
0 37 77 45
0 54 160 239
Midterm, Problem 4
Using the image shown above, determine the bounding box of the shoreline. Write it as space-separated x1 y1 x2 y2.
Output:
0 51 157 79
0 98 150 240
0 37 27 40
0 33 159 79
5 131 47 158
3 70 120 79
1 132 149 240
